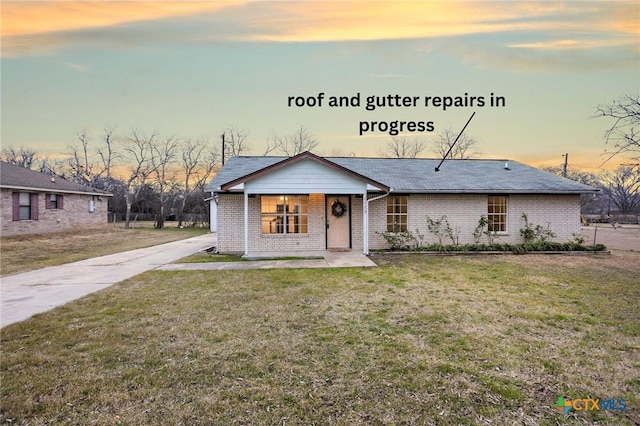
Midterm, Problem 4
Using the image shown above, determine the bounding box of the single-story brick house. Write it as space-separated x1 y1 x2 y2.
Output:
0 162 112 236
205 152 597 255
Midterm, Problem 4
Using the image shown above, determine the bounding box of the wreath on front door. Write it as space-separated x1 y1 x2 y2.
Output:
331 200 348 218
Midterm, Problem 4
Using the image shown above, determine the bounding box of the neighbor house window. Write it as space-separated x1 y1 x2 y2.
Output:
19 192 32 220
12 192 38 221
46 194 63 209
261 195 308 234
487 196 507 232
387 196 408 232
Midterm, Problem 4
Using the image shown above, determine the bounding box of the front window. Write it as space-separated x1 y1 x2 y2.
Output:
387 196 408 232
261 195 308 234
19 192 32 220
487 196 507 232
49 194 58 209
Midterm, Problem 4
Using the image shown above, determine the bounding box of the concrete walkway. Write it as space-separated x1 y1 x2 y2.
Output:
1 235 376 328
1 234 215 328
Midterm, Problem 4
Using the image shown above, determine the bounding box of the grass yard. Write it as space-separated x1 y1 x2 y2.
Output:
0 224 208 276
1 253 639 425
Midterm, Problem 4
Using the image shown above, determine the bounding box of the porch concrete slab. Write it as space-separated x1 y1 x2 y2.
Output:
1 233 216 328
157 251 377 271
325 253 377 267
222 261 278 270
159 262 228 271
244 250 328 259
274 259 329 268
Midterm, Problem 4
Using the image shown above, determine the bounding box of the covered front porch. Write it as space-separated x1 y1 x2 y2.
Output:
241 192 368 256
212 152 390 256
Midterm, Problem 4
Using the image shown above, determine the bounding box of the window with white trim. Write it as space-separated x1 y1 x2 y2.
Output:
261 195 308 234
487 196 507 232
386 196 408 232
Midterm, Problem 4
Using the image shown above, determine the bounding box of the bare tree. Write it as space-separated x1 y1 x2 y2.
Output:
95 127 118 189
150 136 179 229
271 125 319 157
38 156 68 178
121 130 158 229
541 166 604 212
223 126 250 160
431 127 479 159
1 146 37 169
178 138 219 227
380 136 427 158
325 147 357 157
595 94 640 165
67 131 94 185
262 131 279 156
66 127 119 189
603 166 640 214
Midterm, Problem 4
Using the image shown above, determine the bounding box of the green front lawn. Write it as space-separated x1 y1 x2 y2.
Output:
1 253 638 425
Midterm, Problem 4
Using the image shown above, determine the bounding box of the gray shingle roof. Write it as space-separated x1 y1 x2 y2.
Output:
0 162 112 196
206 155 597 194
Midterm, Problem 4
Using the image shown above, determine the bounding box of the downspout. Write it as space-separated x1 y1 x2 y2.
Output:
363 189 392 255
205 192 219 251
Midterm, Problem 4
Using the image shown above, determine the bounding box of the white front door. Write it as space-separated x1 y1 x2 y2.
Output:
326 196 350 249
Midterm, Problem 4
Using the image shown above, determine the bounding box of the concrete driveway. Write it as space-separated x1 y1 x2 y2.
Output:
1 234 377 329
1 233 215 328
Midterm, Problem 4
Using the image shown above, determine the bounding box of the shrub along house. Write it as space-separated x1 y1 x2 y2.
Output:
205 152 597 256
0 162 112 236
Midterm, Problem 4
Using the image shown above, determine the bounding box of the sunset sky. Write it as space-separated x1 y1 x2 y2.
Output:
2 1 638 171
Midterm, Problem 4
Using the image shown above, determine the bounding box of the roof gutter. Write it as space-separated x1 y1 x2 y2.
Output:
363 189 392 255
0 184 113 196
374 189 599 195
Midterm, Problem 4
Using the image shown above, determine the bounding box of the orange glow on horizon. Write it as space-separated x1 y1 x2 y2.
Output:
3 1 636 43
1 1 246 38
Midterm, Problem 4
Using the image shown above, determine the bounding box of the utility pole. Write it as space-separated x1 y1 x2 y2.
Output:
221 133 226 166
607 183 611 218
562 153 568 178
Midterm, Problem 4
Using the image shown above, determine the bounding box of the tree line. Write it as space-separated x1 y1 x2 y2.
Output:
2 128 219 229
1 125 325 229
1 123 475 231
2 94 638 225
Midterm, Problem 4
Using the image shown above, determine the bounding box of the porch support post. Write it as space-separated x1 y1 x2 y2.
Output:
362 190 368 255
243 191 249 256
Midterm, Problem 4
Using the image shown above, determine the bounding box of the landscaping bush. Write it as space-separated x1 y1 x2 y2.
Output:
401 241 608 254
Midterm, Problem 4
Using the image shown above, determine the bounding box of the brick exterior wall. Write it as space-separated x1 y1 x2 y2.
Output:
367 193 582 249
1 189 109 236
217 193 330 254
350 196 363 251
216 193 245 252
217 192 582 253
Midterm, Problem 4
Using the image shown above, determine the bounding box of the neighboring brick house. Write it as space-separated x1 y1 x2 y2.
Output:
0 162 112 236
205 152 598 256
